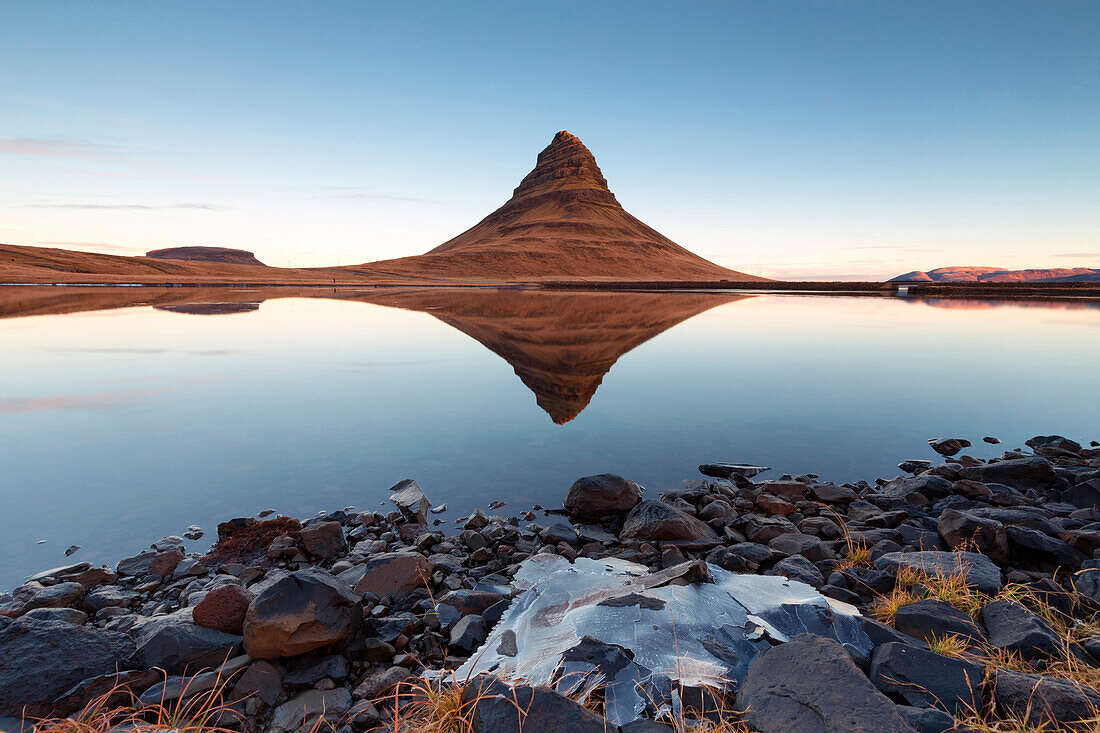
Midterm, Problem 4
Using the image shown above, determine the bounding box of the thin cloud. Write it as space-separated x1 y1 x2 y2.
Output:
22 202 227 211
1052 252 1100 260
325 186 433 203
35 241 145 254
45 347 242 356
0 136 125 161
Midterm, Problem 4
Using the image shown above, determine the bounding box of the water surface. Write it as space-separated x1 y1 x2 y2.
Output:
1 286 1097 589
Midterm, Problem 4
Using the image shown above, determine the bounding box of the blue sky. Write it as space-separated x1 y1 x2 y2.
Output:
1 1 1097 278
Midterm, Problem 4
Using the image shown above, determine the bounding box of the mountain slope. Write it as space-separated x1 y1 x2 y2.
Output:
345 131 764 282
891 266 1099 283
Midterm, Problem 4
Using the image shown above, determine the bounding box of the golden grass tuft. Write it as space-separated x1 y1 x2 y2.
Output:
869 585 917 625
926 632 972 658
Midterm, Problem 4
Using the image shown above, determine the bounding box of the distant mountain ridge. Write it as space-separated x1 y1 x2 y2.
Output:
891 266 1100 283
341 131 764 282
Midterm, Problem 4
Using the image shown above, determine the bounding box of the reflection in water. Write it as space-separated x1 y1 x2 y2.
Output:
0 286 744 424
357 290 746 423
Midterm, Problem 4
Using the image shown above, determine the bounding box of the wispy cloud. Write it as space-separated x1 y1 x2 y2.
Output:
21 202 227 211
45 347 242 356
325 186 432 203
0 135 126 161
846 245 946 253
1052 252 1100 260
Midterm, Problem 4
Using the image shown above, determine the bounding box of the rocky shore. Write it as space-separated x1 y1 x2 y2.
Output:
2 433 1100 732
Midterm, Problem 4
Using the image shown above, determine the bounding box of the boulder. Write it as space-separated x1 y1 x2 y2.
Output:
894 599 986 644
243 569 361 659
768 532 834 562
337 552 432 600
869 642 984 714
619 500 717 542
269 688 352 733
24 583 84 611
1006 526 1087 568
564 474 643 520
736 634 915 733
116 547 184 577
1026 435 1083 458
298 521 346 560
353 665 411 699
959 457 1065 492
192 583 252 635
461 676 610 733
0 619 135 717
875 551 1002 593
771 555 825 587
131 611 242 673
928 438 971 456
991 669 1100 728
880 475 953 501
936 509 1009 564
698 463 770 479
981 600 1069 663
449 614 487 655
896 706 959 733
388 479 432 523
232 660 283 707
82 586 139 613
22 608 87 625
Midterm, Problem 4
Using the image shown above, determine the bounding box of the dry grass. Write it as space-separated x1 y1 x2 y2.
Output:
382 674 476 733
869 585 918 625
927 632 973 658
30 669 242 733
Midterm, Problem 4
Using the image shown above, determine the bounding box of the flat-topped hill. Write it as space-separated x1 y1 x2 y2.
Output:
146 246 265 266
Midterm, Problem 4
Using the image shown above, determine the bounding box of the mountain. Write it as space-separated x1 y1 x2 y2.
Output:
891 266 1100 283
342 131 764 282
146 246 265 266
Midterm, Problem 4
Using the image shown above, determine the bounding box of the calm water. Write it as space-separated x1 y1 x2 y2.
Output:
1 286 1097 589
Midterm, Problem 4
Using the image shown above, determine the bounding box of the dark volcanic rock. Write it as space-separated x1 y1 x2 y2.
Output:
243 569 361 659
875 550 1002 593
896 705 959 733
981 600 1071 663
337 552 432 600
131 612 242 673
1006 525 1088 567
928 438 972 456
298 521 346 560
736 634 915 733
881 475 954 501
894 599 986 644
564 474 643 520
959 457 1066 492
991 669 1100 728
869 642 984 714
0 619 135 717
937 508 1009 564
461 676 609 733
619 500 717 542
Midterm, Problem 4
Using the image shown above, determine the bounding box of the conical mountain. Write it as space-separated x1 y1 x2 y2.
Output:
347 131 764 281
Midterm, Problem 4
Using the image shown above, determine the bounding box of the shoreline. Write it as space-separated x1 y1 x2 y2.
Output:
2 432 1099 731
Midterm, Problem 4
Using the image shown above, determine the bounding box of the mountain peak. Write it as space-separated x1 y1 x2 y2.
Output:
511 130 613 200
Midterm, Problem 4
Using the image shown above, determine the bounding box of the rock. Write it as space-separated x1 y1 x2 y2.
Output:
539 520 579 546
353 665 410 699
137 655 250 706
959 457 1065 492
771 555 825 587
21 608 87 625
899 460 934 475
896 706 959 733
875 551 1002 593
1006 526 1088 567
269 688 352 733
991 669 1100 728
810 484 859 503
25 582 84 610
1065 478 1100 509
449 614 487 655
928 438 971 456
284 655 348 687
869 642 984 714
116 547 184 577
131 611 243 673
619 500 717 542
894 599 986 644
243 569 361 659
936 509 1009 564
462 676 609 733
389 479 432 524
698 463 770 479
232 660 283 707
736 634 915 733
192 583 252 635
49 668 161 718
82 586 139 613
0 619 136 717
1026 435 1083 458
881 475 953 501
564 474 643 520
1072 568 1100 603
298 521 347 560
342 554 431 604
981 600 1068 663
768 532 834 562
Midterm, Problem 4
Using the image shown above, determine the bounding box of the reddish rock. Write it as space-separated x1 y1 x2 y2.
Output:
564 474 643 520
193 584 252 635
299 521 346 560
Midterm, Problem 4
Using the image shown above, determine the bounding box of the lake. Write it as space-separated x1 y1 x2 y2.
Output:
0 286 1097 590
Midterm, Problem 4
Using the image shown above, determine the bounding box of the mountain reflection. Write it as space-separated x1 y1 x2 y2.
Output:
0 286 744 423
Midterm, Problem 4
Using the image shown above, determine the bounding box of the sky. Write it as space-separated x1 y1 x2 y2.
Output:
1 1 1097 279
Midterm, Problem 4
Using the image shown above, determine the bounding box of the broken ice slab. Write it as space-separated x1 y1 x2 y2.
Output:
388 479 432 524
456 554 871 727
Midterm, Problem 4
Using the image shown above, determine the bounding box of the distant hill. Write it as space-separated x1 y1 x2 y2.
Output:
343 131 765 282
146 246 265 266
891 266 1100 283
